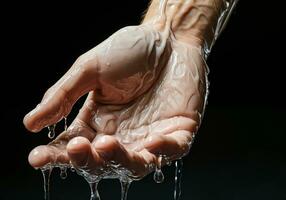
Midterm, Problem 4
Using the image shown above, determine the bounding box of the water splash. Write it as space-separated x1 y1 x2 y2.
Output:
120 179 132 200
47 124 56 139
153 155 164 183
89 182 101 200
174 159 183 200
41 165 53 200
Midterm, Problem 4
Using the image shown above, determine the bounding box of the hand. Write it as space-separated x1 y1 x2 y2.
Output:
24 24 208 179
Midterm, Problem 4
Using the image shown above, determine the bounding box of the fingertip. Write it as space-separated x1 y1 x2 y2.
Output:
67 137 91 167
144 131 193 159
67 136 91 154
93 135 121 159
23 89 70 132
23 105 43 133
28 146 51 168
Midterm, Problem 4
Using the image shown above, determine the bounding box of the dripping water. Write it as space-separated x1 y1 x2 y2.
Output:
120 179 132 200
40 116 187 200
41 165 53 200
153 155 164 183
64 117 68 131
47 124 56 139
89 182 101 200
38 159 185 200
174 159 183 200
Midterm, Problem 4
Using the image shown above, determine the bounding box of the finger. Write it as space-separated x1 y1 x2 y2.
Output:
144 130 194 160
75 91 97 123
92 135 149 177
23 55 100 132
28 144 69 168
67 135 151 177
67 136 103 170
28 118 96 169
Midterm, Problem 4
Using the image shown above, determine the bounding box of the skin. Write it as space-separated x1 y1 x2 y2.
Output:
24 0 230 179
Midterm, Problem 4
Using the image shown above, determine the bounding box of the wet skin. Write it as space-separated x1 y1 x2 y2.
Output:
24 24 208 178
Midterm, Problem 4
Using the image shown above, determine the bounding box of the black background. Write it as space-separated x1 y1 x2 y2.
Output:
1 1 286 199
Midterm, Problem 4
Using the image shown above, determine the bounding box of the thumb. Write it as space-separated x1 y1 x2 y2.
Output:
23 55 100 132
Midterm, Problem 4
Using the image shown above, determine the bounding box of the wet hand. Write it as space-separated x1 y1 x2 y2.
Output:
24 24 208 179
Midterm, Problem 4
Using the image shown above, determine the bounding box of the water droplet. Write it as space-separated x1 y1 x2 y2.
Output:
64 117 68 131
60 166 67 179
41 165 53 200
120 179 131 200
153 168 164 183
70 166 75 172
153 155 164 183
47 124 56 139
37 144 183 200
174 159 183 200
89 182 101 200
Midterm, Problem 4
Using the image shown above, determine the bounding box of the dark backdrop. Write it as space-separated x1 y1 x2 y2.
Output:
1 1 285 200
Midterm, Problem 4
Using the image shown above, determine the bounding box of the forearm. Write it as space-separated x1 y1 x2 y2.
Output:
143 0 237 49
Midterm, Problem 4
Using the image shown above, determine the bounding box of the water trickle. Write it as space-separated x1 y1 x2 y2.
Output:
120 179 132 200
153 155 164 183
47 124 56 139
89 182 101 200
64 117 68 131
41 165 53 200
60 166 68 179
174 159 183 200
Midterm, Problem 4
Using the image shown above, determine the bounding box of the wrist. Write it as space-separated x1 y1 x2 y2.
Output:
142 0 226 47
